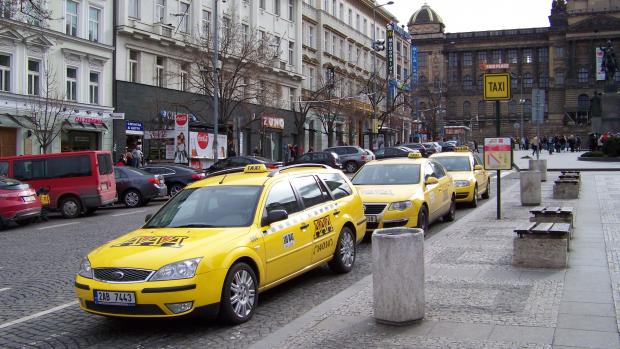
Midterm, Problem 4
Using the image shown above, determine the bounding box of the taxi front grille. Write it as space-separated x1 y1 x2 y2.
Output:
94 268 153 282
364 204 386 215
85 301 165 315
366 222 379 230
456 193 469 199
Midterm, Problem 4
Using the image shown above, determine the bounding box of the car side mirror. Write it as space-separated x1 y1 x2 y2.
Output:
261 209 288 226
425 177 439 185
474 165 483 171
145 214 153 223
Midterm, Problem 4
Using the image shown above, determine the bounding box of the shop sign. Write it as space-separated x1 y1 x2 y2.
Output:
125 121 144 135
72 116 104 125
262 116 285 130
387 24 394 78
111 113 125 120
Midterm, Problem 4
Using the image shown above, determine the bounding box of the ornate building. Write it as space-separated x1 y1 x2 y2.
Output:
408 0 620 143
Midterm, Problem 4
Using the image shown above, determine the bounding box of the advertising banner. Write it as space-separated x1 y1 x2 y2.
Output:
411 44 418 88
387 24 394 78
189 131 227 160
173 114 189 164
596 48 606 81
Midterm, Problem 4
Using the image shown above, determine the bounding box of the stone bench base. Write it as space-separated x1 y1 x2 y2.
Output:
513 236 568 268
553 182 579 199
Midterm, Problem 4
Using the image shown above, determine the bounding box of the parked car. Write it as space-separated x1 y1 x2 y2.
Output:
438 141 456 152
373 146 421 159
0 176 41 228
0 151 116 218
287 151 342 169
401 143 429 157
324 146 374 173
363 149 376 161
423 142 442 154
114 167 167 208
142 164 206 196
205 156 283 174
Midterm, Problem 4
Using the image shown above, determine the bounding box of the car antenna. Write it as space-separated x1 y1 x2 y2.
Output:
218 174 228 184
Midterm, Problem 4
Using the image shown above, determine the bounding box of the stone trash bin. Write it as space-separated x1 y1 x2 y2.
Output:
529 159 548 182
521 170 542 206
372 228 425 325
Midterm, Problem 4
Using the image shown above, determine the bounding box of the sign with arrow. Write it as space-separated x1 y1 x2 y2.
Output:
484 137 513 170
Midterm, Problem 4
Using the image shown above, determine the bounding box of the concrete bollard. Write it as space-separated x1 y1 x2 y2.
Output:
372 228 424 325
521 171 542 206
529 159 547 182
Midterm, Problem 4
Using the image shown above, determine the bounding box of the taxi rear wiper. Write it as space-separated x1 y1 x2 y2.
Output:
171 223 216 228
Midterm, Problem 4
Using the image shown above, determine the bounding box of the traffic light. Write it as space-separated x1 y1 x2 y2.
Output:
372 39 385 52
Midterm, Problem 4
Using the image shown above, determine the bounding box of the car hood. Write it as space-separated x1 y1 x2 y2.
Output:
355 185 421 203
448 171 475 181
87 227 249 270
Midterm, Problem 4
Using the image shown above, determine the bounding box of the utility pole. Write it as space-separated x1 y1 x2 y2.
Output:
370 1 393 150
212 0 220 161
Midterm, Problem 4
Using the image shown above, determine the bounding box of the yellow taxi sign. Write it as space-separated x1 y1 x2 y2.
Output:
483 73 511 101
408 152 422 159
455 146 470 152
244 164 269 173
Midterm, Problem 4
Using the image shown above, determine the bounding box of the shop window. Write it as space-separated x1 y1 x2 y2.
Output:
27 60 40 95
89 71 100 104
66 67 77 101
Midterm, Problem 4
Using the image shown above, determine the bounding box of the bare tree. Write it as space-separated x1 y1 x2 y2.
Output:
291 74 334 149
0 0 51 25
413 79 446 141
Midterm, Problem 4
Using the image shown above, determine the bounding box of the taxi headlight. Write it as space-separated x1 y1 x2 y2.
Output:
150 258 202 281
389 201 412 211
454 180 471 188
78 258 93 279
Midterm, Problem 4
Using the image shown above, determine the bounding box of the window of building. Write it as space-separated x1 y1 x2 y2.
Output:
348 8 352 25
463 101 471 116
478 100 486 116
338 2 343 20
259 0 265 10
523 72 533 87
242 23 249 42
129 50 138 82
508 49 517 64
463 75 472 89
418 52 427 67
308 24 315 47
66 0 79 36
288 41 295 66
332 35 336 55
155 0 166 23
0 54 9 92
289 87 296 110
89 72 99 104
578 67 589 83
523 99 532 115
463 52 472 66
129 0 139 18
555 46 564 58
339 38 344 59
66 67 77 101
0 1 11 18
156 56 165 87
511 76 518 89
356 13 360 31
202 10 210 35
180 63 188 91
523 48 533 64
347 42 352 62
539 73 548 88
448 52 457 68
27 60 40 96
324 30 329 52
274 0 280 16
308 66 315 89
538 47 548 63
477 74 484 89
508 100 516 114
492 50 502 64
179 2 190 33
555 71 564 86
477 51 487 64
88 7 100 42
578 94 589 112
288 0 294 20
363 18 367 35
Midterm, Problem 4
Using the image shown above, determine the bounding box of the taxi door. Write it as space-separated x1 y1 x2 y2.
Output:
261 180 314 284
423 162 442 219
473 154 488 190
430 161 451 215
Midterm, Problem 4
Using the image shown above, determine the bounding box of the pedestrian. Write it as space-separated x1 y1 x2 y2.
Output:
548 137 554 155
132 144 144 167
525 137 530 150
307 146 314 153
473 140 479 153
531 136 539 157
116 154 127 166
576 136 582 151
253 147 260 156
293 144 299 159
124 147 134 167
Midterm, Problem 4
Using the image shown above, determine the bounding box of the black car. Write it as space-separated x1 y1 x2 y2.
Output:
373 146 421 159
142 164 206 196
114 167 168 208
287 152 342 169
401 143 429 157
205 156 283 174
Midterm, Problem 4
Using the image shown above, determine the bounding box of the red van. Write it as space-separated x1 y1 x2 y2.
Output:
0 151 116 218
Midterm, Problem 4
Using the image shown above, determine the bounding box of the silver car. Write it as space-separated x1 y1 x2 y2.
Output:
324 146 375 173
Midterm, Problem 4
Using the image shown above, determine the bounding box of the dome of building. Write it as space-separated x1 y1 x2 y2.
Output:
408 3 444 26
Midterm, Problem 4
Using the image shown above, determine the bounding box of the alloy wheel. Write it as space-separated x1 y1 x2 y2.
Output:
230 269 256 318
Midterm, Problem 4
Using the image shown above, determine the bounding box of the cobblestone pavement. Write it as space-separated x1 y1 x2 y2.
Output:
0 176 511 348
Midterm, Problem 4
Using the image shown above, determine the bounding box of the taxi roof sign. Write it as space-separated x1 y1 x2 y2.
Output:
483 73 511 101
455 146 470 152
244 164 269 173
408 152 422 159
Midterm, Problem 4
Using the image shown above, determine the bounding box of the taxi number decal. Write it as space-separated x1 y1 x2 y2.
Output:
313 239 334 255
429 192 436 205
442 189 449 202
283 232 295 248
313 216 334 239
112 236 188 248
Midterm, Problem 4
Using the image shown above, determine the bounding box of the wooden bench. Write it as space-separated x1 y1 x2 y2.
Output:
553 179 580 199
513 222 570 268
530 206 574 225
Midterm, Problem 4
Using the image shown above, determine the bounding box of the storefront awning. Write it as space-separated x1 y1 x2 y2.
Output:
64 120 109 131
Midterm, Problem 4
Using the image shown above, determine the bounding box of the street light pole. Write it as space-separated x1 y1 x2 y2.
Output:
212 0 220 161
370 1 393 150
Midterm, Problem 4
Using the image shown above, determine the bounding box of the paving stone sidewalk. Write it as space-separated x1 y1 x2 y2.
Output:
251 172 620 349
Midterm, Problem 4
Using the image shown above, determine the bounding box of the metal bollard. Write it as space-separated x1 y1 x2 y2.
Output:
372 228 425 325
520 170 542 206
529 159 547 182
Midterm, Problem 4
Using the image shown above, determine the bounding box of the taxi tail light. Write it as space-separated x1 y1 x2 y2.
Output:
360 155 367 161
148 177 159 185
266 163 278 169
191 173 206 181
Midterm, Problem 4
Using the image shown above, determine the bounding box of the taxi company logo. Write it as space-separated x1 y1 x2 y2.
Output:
112 236 189 248
112 271 125 280
197 132 209 149
175 114 188 126
313 215 334 239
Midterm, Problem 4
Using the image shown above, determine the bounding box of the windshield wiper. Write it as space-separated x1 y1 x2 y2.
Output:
170 223 216 228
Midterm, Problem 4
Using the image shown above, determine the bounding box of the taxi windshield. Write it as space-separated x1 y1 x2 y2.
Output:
145 186 262 228
352 164 420 185
433 156 471 171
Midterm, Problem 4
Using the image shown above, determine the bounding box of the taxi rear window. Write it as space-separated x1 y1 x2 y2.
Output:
433 156 471 171
352 164 421 185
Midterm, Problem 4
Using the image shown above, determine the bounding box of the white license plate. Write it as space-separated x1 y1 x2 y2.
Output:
366 215 377 223
21 195 36 202
101 183 108 190
94 290 136 306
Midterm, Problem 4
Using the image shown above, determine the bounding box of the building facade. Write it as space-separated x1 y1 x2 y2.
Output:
408 0 620 144
0 0 115 156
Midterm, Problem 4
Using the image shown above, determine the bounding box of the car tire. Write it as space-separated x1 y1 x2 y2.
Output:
60 196 82 219
123 190 142 208
443 197 456 222
219 262 258 325
417 205 429 233
169 183 184 197
471 187 479 208
328 226 356 274
481 181 490 199
344 161 358 173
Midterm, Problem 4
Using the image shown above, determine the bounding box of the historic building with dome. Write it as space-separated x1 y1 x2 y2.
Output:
408 0 620 142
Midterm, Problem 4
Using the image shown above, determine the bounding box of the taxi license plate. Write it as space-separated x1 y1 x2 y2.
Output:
94 290 136 306
39 194 50 205
366 215 377 223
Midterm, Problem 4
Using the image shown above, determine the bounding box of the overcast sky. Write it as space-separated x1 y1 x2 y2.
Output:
389 0 552 33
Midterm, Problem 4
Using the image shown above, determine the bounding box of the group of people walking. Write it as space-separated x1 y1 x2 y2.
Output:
517 135 582 156
117 145 144 167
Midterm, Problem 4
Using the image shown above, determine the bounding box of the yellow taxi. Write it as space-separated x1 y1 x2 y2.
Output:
75 164 366 324
351 152 456 233
430 147 490 207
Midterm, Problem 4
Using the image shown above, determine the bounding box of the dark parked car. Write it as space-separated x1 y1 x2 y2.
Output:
287 151 342 169
401 143 429 157
114 167 167 208
324 146 374 173
0 176 41 228
438 141 456 152
142 164 206 196
373 146 421 159
205 156 284 174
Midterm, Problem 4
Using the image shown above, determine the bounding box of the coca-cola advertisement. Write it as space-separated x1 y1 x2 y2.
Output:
174 114 189 164
189 131 227 160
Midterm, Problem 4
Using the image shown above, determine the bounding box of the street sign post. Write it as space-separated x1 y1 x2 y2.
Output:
484 138 513 171
532 88 545 159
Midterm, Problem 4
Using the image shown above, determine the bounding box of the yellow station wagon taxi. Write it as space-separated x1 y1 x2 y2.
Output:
351 153 456 233
430 147 490 207
75 164 366 324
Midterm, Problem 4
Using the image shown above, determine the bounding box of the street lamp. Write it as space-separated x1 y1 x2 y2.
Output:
511 73 525 147
212 0 228 162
